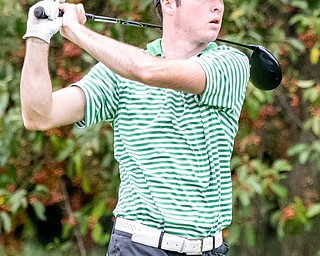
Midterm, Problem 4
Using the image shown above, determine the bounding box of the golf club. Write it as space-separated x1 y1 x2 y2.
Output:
34 7 282 91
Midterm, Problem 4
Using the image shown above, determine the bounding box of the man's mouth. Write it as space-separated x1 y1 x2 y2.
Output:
210 18 220 25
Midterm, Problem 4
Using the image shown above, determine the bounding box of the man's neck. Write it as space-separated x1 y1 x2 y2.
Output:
161 30 208 60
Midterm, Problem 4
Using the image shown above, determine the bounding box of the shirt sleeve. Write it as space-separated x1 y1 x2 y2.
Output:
194 46 250 110
71 62 120 128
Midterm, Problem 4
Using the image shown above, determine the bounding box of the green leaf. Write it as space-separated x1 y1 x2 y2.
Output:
239 191 251 207
312 141 320 153
312 118 320 136
92 223 110 245
287 144 308 157
247 177 262 194
81 52 96 64
56 139 75 161
81 176 91 194
231 156 242 170
245 97 262 119
92 222 101 240
288 37 306 53
33 184 50 197
226 225 241 245
245 225 256 247
291 1 308 10
31 201 47 221
73 152 83 177
303 87 319 103
251 160 267 174
0 211 11 233
237 166 247 182
272 160 292 172
297 80 315 89
7 189 27 214
293 197 308 224
0 88 9 117
92 200 106 219
307 204 320 218
61 223 73 240
271 183 288 200
252 89 270 104
270 211 281 227
289 14 307 26
31 132 43 154
74 212 88 235
298 150 311 164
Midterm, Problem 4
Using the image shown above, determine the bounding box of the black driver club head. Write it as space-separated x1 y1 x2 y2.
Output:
249 46 282 90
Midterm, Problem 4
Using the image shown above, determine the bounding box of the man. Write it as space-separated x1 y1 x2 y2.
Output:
21 0 250 255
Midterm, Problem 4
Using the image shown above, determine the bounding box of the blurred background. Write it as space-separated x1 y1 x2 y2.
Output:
0 0 319 255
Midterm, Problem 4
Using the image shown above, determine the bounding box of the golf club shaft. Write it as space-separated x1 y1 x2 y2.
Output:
83 13 282 91
34 7 257 51
86 14 257 50
85 14 162 30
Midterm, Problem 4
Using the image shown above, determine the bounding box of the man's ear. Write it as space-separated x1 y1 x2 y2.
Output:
161 0 176 16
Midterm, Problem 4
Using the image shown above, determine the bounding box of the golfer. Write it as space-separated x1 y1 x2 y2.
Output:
21 0 250 255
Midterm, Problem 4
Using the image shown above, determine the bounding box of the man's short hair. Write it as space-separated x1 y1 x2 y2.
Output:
155 0 162 20
155 0 182 21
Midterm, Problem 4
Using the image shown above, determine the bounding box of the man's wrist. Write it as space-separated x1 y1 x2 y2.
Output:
61 22 85 44
27 37 49 45
25 37 50 57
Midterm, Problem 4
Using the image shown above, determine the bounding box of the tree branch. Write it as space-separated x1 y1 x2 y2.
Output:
274 90 317 143
60 180 88 256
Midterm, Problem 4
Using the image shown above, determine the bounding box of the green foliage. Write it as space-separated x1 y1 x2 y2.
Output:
229 157 292 246
270 196 320 239
0 0 319 255
222 0 320 253
288 142 320 167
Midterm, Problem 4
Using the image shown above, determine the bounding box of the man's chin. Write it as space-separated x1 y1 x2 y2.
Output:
206 35 219 43
206 31 220 42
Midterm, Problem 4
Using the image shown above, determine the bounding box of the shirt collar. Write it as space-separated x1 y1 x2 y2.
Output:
146 38 218 57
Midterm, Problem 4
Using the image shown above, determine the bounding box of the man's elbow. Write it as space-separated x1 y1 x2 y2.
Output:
23 120 44 131
138 69 156 85
135 60 162 87
22 114 51 131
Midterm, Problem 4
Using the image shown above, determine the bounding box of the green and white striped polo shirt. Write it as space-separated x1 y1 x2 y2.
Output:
73 38 250 238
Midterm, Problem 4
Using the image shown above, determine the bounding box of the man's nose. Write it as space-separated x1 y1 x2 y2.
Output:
210 2 224 13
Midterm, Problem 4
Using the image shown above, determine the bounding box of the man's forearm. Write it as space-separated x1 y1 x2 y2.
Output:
20 38 53 129
64 23 153 82
62 23 206 94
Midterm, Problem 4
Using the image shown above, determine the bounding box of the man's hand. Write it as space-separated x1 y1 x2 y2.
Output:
23 0 63 44
58 3 87 41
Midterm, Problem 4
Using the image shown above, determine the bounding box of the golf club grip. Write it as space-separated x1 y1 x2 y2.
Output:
34 6 93 20
34 6 47 18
